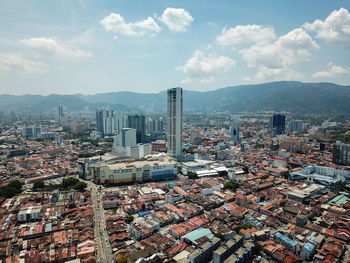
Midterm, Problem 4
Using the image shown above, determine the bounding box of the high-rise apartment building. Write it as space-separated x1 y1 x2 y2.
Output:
333 141 350 165
147 117 165 140
58 106 64 124
288 120 305 134
54 133 64 146
271 114 286 135
127 114 146 143
58 106 64 117
103 110 114 135
22 127 41 139
96 109 104 135
114 114 126 133
71 122 86 135
96 109 114 137
167 87 183 159
230 122 240 144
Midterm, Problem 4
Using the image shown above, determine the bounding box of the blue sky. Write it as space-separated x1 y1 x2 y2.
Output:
0 0 350 95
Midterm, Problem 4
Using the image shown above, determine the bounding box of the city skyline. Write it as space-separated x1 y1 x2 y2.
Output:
2 1 350 261
1 0 350 95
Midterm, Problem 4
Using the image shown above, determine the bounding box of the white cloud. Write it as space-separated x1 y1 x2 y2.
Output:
304 8 350 48
254 66 303 81
278 28 319 50
176 50 235 83
100 13 161 36
240 28 319 80
180 78 192 84
217 24 276 46
20 37 92 58
242 77 252 82
200 77 215 83
159 8 193 32
0 53 48 74
312 62 349 78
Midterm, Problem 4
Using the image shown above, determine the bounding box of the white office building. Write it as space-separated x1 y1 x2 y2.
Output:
113 128 151 159
114 128 137 148
167 87 183 159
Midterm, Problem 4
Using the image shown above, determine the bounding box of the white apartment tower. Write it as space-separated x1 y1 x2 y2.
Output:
167 87 183 159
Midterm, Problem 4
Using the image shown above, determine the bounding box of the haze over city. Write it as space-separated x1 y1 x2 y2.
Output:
1 1 350 263
1 0 350 95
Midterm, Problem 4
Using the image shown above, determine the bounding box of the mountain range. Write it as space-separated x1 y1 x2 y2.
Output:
1 81 350 115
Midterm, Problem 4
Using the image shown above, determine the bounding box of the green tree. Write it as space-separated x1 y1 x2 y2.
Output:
117 255 128 263
62 177 79 189
234 223 253 233
0 187 18 198
98 149 111 155
223 182 240 191
336 182 347 191
77 152 96 158
74 181 87 192
281 170 290 179
187 171 198 179
126 215 134 224
0 180 23 198
7 180 23 190
33 180 45 190
68 203 76 209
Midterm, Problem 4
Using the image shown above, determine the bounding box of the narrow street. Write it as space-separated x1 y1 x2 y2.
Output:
89 182 114 263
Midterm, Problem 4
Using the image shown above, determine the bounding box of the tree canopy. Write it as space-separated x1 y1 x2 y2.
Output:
223 182 240 191
33 180 45 190
0 180 23 198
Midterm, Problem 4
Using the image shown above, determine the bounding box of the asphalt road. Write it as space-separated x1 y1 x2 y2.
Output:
89 182 114 263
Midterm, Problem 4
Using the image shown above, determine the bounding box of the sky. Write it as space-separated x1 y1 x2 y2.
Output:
0 0 350 95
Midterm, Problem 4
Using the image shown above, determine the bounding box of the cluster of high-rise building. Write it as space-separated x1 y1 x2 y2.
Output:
95 87 184 160
95 110 164 143
95 109 125 137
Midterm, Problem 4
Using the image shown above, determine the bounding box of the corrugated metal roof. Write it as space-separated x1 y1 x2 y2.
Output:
181 227 213 245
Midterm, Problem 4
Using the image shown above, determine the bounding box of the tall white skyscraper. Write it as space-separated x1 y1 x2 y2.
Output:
167 87 183 159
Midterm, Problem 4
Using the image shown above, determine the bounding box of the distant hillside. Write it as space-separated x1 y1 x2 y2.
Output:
1 81 349 114
81 92 164 112
183 81 350 114
80 81 350 114
0 94 131 112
